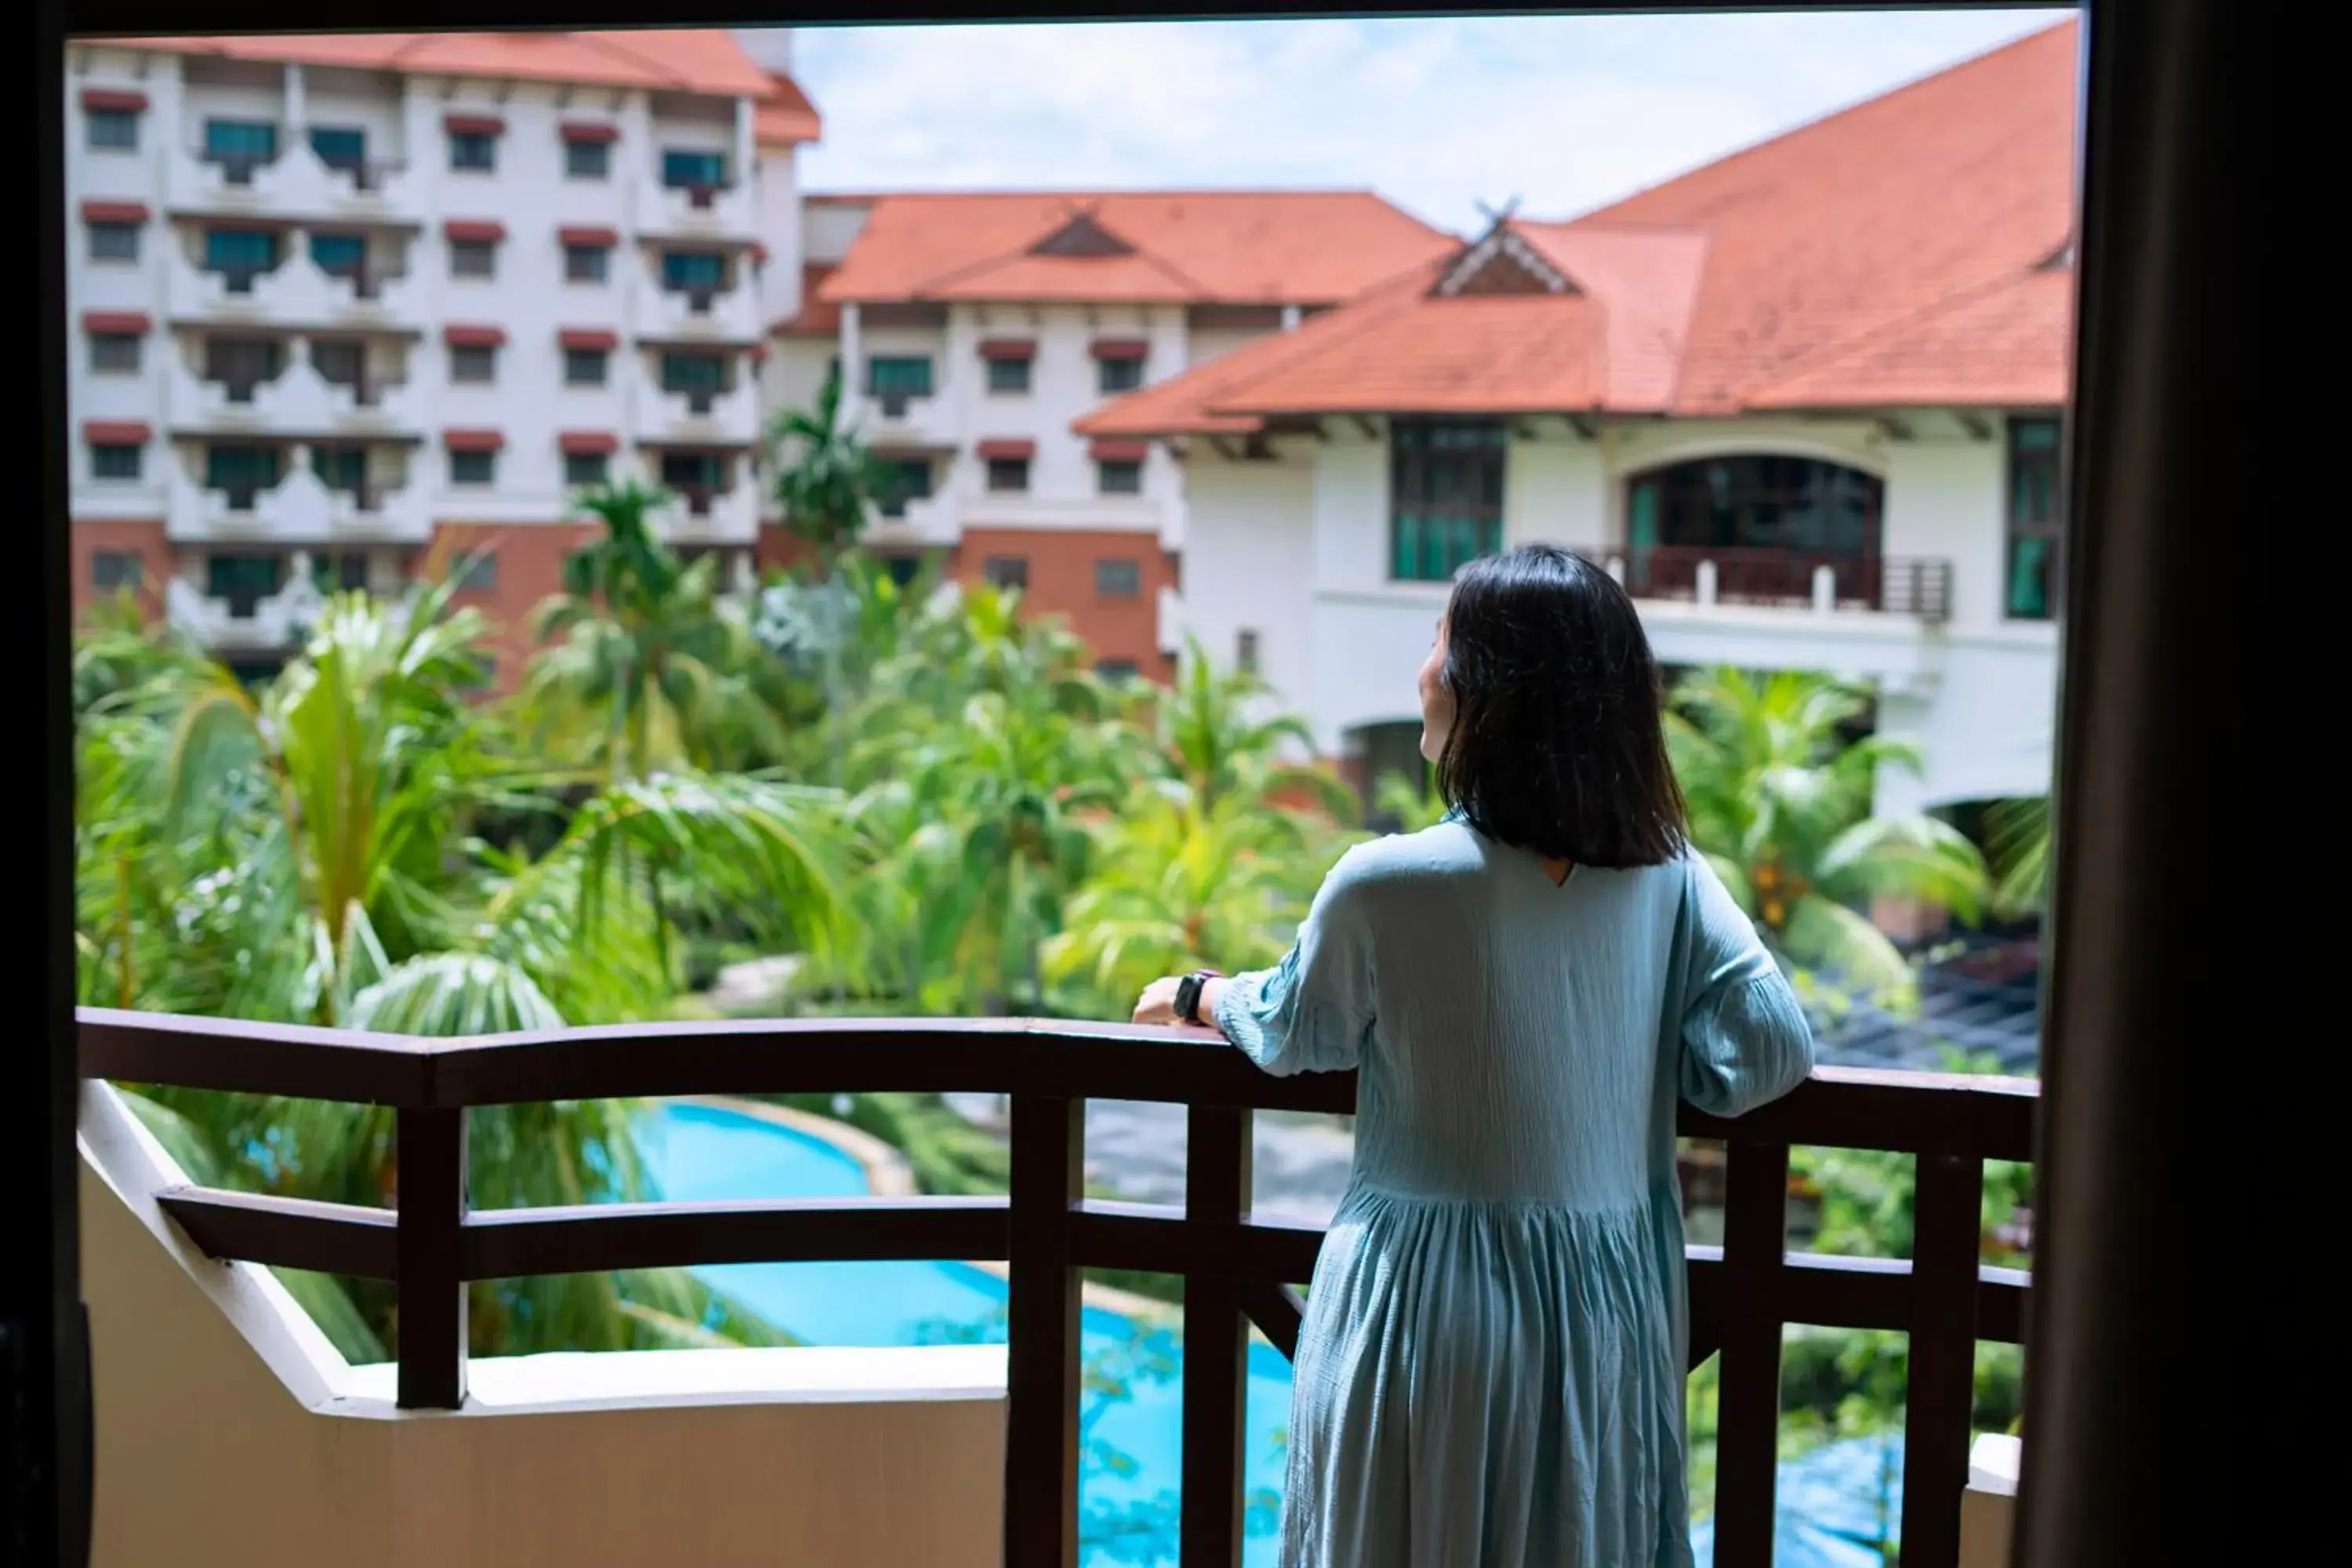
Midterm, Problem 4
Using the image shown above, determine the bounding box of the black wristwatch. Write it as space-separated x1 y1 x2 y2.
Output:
1174 970 1222 1025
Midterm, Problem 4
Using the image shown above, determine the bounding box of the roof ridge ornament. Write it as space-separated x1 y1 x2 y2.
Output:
1434 201 1576 298
1030 205 1137 259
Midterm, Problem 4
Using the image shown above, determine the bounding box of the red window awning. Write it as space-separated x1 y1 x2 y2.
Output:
444 219 506 243
444 324 506 348
81 200 150 224
444 113 505 136
83 419 152 445
977 438 1036 461
978 339 1036 362
444 429 504 452
81 87 147 113
559 122 619 144
558 226 619 248
559 431 619 456
1090 339 1149 361
1090 439 1150 463
557 328 619 351
82 310 151 335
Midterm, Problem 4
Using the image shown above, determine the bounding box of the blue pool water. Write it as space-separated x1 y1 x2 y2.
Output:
637 1102 1292 1566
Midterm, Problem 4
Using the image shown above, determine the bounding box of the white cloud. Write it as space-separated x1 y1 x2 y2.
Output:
779 9 2074 234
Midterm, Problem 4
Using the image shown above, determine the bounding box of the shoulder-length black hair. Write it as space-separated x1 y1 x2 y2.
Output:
1434 543 1687 868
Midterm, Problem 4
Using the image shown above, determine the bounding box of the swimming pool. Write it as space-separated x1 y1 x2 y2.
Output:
637 1101 1293 1566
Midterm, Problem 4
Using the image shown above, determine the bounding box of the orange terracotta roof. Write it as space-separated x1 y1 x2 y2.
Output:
1083 19 2078 434
116 30 778 100
821 191 1455 307
755 71 822 146
771 263 843 336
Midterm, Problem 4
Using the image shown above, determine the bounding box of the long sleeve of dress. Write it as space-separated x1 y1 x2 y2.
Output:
1214 848 1377 1077
1677 853 1816 1117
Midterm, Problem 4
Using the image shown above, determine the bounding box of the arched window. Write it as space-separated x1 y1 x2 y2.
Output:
1623 454 1884 605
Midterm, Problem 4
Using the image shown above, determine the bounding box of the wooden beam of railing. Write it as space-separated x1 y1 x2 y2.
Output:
1711 1137 1792 1568
1004 1094 1082 1568
1181 1104 1253 1568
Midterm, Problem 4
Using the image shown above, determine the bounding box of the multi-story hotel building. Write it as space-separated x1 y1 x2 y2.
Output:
764 191 1454 678
64 28 820 679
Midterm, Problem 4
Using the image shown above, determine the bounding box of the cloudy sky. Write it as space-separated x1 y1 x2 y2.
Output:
776 9 2075 235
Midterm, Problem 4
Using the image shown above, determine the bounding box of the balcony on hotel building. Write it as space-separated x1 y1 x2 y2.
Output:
655 451 760 541
165 125 426 227
76 1009 2032 1568
168 338 424 437
633 246 763 343
160 548 409 655
167 235 425 332
633 370 761 448
635 143 760 240
166 446 430 544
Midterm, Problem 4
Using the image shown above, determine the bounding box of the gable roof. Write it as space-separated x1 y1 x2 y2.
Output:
819 191 1457 308
754 70 822 146
1081 19 2078 437
114 30 783 101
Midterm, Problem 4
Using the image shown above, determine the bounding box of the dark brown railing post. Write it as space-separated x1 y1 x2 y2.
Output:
1713 1136 1790 1568
1900 1152 1985 1565
1181 1104 1253 1568
1005 1094 1083 1568
394 1107 467 1410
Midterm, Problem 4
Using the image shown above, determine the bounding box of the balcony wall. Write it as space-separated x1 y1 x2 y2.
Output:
165 140 429 226
166 251 426 334
630 379 761 448
634 176 760 241
78 1082 1004 1568
168 359 426 438
167 467 432 546
659 483 761 544
632 270 762 345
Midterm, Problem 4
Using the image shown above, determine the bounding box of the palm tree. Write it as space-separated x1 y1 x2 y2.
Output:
75 582 844 1359
767 368 898 562
524 478 782 782
1156 637 1356 818
1665 668 1989 1000
1985 794 2053 917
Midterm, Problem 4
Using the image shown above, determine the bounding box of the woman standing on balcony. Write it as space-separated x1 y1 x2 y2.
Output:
1134 543 1814 1568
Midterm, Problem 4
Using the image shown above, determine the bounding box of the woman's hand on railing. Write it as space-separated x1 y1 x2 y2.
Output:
1131 975 1227 1028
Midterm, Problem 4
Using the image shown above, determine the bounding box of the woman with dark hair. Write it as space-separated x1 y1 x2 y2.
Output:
1134 543 1813 1567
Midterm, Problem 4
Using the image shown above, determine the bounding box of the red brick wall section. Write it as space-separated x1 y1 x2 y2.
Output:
427 521 601 693
955 527 1176 680
71 519 174 622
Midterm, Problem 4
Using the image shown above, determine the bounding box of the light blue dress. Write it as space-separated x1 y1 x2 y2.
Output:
1214 818 1814 1568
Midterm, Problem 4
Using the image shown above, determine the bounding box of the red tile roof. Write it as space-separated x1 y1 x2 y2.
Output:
771 263 843 336
118 31 793 104
1082 20 2078 436
754 71 822 146
821 191 1454 308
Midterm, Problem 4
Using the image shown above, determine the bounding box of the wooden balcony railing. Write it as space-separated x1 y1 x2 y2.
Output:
76 1008 2034 1568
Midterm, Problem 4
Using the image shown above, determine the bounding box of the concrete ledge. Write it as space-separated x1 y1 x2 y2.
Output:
1960 1432 2022 1568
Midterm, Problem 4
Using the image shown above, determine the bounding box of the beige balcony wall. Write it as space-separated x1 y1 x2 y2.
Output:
80 1083 1005 1568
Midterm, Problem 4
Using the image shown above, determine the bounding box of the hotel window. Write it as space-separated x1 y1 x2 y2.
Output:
308 125 365 173
88 221 138 263
1095 557 1142 598
880 457 933 519
91 551 143 590
1236 629 1260 674
661 148 728 190
202 118 277 181
2005 416 2065 620
1098 356 1144 394
564 451 611 488
984 556 1029 590
206 553 281 616
1097 659 1140 683
309 339 365 393
866 356 934 415
449 344 497 385
1389 418 1506 582
205 445 283 510
564 243 610 284
310 445 367 493
88 332 140 375
455 552 498 590
91 444 143 481
204 227 280 289
205 337 282 401
449 239 496 280
662 353 728 412
566 140 610 180
1098 458 1143 495
450 449 496 486
86 108 138 151
985 456 1030 493
564 347 609 387
662 250 728 292
986 355 1033 394
310 231 366 278
448 130 497 172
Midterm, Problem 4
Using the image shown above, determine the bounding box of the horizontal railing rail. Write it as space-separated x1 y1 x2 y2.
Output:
76 1007 2035 1568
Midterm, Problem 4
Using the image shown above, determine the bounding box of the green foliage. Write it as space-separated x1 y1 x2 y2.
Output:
767 369 898 559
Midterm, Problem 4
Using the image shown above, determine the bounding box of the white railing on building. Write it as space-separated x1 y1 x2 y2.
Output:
168 360 426 436
659 483 760 542
632 271 762 343
632 379 762 445
167 466 431 544
635 176 760 240
166 558 417 653
166 252 426 333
